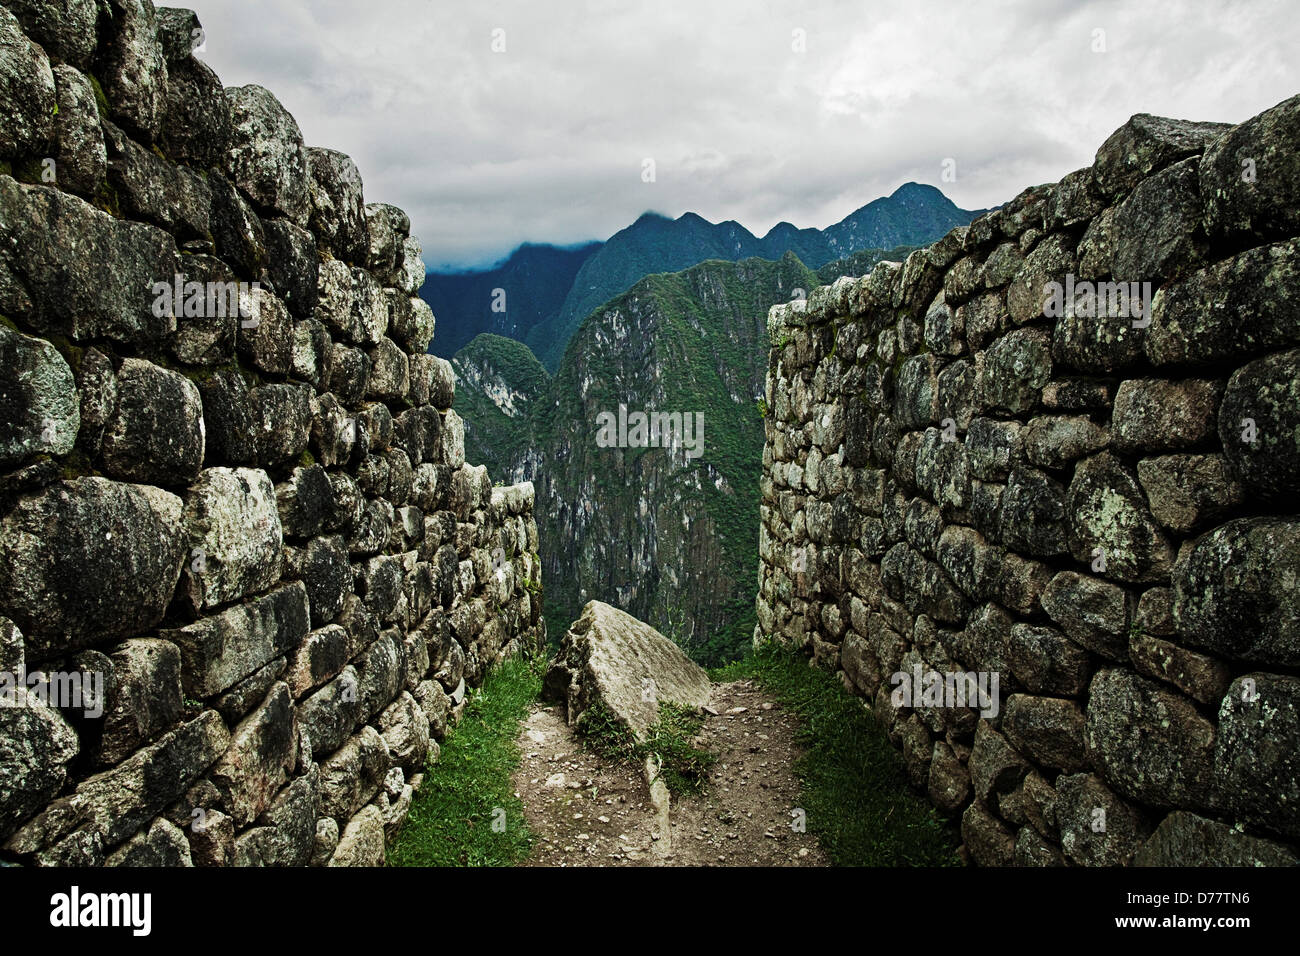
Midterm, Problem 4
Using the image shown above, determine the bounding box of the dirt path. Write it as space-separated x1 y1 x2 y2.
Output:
512 679 829 866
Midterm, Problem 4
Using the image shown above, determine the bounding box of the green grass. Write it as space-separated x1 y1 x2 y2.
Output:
386 652 542 867
575 699 717 796
712 642 963 867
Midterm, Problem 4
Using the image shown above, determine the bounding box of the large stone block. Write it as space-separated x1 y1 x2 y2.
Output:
1040 571 1130 661
1006 623 1091 696
0 689 79 842
1136 454 1244 534
379 691 430 772
264 219 319 319
0 177 178 345
179 467 284 613
1092 112 1228 200
1055 772 1151 866
1218 349 1300 503
222 84 310 224
1006 233 1074 326
1111 377 1221 454
1109 157 1203 282
102 118 211 240
96 638 184 767
306 147 369 265
1066 452 1173 584
0 478 185 655
1022 415 1108 470
1146 238 1300 366
287 534 351 628
101 358 205 486
1003 694 1088 773
0 324 79 468
543 601 712 742
1200 93 1300 243
1135 811 1298 866
209 683 297 827
960 800 1015 866
236 288 295 375
98 0 169 141
158 38 231 169
230 768 319 867
979 327 1051 414
328 804 386 866
298 666 361 759
319 726 389 821
51 63 106 197
3 710 229 858
1129 633 1231 706
879 542 969 625
162 582 309 698
106 817 192 867
2 0 98 71
1085 669 1216 808
999 465 1068 559
1172 517 1300 667
1214 674 1300 841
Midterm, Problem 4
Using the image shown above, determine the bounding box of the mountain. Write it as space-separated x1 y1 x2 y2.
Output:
453 248 891 663
819 182 982 255
530 252 822 664
427 183 986 372
522 211 772 370
420 241 601 358
814 244 921 284
449 333 549 484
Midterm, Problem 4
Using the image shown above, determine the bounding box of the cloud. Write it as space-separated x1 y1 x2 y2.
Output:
187 0 1297 269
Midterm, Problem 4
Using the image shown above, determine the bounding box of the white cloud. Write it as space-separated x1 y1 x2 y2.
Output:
187 0 1298 268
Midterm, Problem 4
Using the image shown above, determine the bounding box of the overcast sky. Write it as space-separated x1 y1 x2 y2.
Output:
186 0 1297 270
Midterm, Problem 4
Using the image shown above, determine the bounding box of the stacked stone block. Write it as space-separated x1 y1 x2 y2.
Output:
0 2 543 866
756 99 1300 866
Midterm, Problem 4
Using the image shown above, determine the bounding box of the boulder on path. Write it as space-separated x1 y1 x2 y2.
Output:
543 601 712 742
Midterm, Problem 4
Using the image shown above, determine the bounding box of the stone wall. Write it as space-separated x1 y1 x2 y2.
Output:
0 2 543 866
756 97 1300 866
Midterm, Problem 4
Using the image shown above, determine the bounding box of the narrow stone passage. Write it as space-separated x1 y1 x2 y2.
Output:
512 679 829 866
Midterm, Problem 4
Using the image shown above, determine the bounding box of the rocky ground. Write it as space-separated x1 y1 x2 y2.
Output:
512 679 828 866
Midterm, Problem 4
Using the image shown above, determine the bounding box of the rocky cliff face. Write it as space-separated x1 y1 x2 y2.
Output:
0 1 542 867
757 99 1300 866
530 254 820 665
453 250 911 666
450 333 549 485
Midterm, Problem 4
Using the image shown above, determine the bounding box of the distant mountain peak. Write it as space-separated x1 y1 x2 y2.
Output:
632 210 673 225
425 183 990 369
889 181 946 199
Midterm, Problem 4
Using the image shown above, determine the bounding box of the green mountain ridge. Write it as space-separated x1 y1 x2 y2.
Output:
450 333 549 484
427 182 986 373
452 245 916 664
421 242 601 358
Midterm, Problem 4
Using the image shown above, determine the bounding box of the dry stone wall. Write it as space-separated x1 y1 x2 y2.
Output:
0 2 543 866
756 98 1300 866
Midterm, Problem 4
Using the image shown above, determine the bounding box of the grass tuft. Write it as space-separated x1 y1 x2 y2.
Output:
575 699 717 796
386 652 542 867
712 642 962 867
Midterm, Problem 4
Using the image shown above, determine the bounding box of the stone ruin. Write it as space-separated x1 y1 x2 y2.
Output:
0 1 543 866
756 98 1300 865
